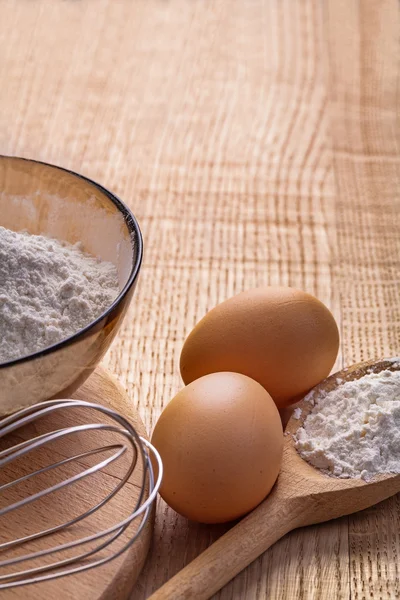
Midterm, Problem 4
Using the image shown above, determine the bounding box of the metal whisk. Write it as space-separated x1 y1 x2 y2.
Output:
0 399 163 589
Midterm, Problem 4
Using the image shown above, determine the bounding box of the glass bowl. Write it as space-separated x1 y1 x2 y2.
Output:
0 156 142 414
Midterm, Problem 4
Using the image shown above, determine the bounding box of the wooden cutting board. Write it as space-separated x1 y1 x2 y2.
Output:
0 366 154 600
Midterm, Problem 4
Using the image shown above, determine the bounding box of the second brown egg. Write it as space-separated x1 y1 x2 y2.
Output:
151 372 283 524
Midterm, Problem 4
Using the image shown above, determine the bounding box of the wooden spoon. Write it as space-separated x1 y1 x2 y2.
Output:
149 358 400 600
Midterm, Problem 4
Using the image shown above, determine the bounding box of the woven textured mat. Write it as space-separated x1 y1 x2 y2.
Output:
1 0 399 598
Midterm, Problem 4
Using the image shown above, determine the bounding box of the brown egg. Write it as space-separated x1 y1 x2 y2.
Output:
151 372 283 524
180 287 339 409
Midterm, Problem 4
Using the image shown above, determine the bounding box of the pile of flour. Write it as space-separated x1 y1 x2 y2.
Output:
295 368 400 480
0 225 119 363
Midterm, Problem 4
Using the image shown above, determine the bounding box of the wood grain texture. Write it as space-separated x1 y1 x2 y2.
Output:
0 0 399 598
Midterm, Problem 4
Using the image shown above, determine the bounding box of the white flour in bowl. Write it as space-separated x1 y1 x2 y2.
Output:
295 368 400 480
0 225 119 363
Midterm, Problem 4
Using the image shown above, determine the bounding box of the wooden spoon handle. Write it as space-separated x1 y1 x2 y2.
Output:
149 494 308 600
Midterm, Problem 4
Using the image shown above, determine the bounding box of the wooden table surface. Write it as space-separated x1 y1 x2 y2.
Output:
2 1 400 598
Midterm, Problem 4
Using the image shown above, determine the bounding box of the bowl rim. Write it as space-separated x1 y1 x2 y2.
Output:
0 155 143 369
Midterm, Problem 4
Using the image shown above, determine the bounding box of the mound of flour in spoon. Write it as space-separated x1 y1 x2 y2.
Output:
0 225 119 363
295 368 400 480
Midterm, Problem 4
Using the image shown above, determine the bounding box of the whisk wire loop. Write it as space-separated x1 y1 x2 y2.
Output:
0 399 162 589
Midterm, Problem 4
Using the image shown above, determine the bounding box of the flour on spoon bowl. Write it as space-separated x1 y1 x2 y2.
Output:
0 225 119 363
295 369 400 480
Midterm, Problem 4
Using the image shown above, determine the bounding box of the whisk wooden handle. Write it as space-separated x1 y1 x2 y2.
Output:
149 494 308 600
